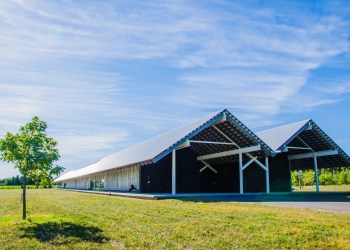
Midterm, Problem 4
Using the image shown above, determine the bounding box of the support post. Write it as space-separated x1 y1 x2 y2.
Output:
172 150 176 195
313 154 319 192
239 152 243 194
265 157 270 193
288 160 292 192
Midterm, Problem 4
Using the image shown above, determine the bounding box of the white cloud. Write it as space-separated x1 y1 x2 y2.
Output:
167 2 350 127
316 81 350 95
0 0 350 177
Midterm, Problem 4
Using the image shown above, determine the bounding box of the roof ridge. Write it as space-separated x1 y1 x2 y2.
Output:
256 119 311 134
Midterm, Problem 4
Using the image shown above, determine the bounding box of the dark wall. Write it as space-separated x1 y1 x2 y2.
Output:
243 161 266 193
269 153 291 192
243 154 291 193
140 148 291 194
140 152 172 193
197 162 239 193
140 148 239 193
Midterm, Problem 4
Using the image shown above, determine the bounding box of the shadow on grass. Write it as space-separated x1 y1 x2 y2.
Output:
21 221 108 243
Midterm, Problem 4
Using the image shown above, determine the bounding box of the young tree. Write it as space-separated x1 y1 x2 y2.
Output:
0 116 64 219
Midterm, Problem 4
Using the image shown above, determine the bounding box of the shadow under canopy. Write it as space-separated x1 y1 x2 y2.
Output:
21 221 109 243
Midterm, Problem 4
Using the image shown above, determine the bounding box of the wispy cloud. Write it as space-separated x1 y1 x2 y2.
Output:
0 0 349 177
316 81 350 95
168 1 350 126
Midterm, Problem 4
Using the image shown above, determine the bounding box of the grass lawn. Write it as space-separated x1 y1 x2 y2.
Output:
293 185 350 192
0 185 38 190
0 189 350 249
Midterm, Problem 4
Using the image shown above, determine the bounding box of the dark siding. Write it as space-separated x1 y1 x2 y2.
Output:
140 147 293 193
243 161 266 192
140 148 240 193
176 148 201 193
140 153 172 193
269 153 291 192
198 163 239 193
242 154 291 193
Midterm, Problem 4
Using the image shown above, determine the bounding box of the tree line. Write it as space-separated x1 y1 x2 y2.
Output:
0 175 34 186
0 175 55 188
292 167 350 186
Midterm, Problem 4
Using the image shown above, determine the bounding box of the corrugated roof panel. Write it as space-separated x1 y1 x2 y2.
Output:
55 109 277 183
55 109 226 182
256 119 311 151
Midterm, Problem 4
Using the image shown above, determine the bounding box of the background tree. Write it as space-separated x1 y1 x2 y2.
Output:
0 116 63 219
302 170 315 186
291 171 299 186
319 169 334 186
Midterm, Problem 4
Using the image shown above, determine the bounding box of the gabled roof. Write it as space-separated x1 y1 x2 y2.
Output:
256 119 311 151
54 109 275 182
257 119 350 168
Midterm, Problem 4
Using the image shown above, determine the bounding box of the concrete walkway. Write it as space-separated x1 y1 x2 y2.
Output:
258 201 350 213
57 189 350 213
178 193 350 213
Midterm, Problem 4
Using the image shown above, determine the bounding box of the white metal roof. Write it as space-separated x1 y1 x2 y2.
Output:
256 119 350 168
54 109 275 182
54 110 226 182
256 119 311 151
54 112 350 183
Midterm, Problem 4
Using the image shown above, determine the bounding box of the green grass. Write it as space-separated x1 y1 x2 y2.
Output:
293 185 350 192
0 189 350 249
0 185 38 189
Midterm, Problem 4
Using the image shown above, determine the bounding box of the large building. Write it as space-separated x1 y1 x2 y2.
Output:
54 109 350 194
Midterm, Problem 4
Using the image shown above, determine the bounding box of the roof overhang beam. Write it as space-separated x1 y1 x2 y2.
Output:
188 140 238 146
286 146 313 151
288 149 338 161
199 160 218 174
176 140 191 150
212 113 226 125
197 145 261 161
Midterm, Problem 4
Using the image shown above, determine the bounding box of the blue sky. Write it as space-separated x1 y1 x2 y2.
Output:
1 0 350 178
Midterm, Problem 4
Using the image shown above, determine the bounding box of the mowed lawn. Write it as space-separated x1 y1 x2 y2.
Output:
293 185 350 192
0 190 350 249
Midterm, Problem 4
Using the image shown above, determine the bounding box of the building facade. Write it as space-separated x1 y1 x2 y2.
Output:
55 109 350 194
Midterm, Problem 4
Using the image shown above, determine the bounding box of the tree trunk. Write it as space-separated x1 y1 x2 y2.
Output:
22 173 26 220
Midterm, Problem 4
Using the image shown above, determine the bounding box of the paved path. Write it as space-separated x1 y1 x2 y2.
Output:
257 201 350 213
58 189 350 213
178 194 350 213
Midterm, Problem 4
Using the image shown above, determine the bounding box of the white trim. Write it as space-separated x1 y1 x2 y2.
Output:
213 113 227 125
177 140 191 150
189 140 238 146
305 123 313 131
297 136 314 152
197 145 261 161
241 157 256 171
199 161 217 174
172 150 176 195
286 146 313 151
245 153 267 172
212 125 240 148
265 157 270 193
288 150 338 161
314 155 319 192
288 160 292 192
239 152 243 194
